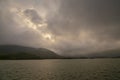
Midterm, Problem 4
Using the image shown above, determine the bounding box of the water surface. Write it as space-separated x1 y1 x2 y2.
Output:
0 59 120 80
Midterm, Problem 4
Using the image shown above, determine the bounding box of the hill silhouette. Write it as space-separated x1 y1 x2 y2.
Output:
0 45 63 60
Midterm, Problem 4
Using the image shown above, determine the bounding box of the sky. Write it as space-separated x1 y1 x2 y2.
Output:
0 0 120 56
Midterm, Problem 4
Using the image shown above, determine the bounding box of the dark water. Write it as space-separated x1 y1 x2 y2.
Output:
0 59 120 80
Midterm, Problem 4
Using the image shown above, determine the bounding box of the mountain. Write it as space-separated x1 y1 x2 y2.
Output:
0 45 120 59
0 45 63 60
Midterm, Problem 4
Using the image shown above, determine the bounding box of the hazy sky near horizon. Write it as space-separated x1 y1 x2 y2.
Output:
0 0 120 56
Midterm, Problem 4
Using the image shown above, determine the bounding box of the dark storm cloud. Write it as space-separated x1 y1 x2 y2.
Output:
62 0 120 39
24 9 43 24
46 0 120 55
0 0 120 56
48 0 120 39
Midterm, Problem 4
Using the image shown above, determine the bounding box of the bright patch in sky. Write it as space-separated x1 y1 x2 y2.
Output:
10 7 55 43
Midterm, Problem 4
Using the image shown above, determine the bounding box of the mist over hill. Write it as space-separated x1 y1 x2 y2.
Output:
87 49 120 58
0 45 120 60
0 45 63 60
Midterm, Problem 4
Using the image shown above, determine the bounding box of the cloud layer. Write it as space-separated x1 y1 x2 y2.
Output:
0 0 120 56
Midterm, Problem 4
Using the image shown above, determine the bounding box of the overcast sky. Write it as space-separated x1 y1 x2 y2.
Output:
0 0 120 56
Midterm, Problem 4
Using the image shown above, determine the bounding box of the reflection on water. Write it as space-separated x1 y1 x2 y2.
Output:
0 59 120 80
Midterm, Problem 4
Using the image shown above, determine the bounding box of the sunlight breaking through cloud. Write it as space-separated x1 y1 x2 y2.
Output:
10 7 55 43
1 0 120 56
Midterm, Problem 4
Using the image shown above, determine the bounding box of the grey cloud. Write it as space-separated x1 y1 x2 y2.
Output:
47 0 120 40
58 0 120 39
46 0 120 55
0 0 45 47
0 0 120 56
24 9 43 24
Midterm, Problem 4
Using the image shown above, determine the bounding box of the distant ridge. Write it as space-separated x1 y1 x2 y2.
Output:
0 45 63 60
87 49 120 58
0 45 120 59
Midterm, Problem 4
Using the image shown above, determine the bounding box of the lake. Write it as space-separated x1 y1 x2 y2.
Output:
0 59 120 80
